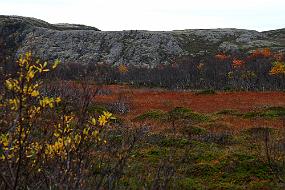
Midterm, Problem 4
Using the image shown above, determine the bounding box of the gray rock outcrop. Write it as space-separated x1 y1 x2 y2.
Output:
1 15 284 68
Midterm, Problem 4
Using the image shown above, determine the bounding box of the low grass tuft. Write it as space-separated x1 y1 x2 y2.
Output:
168 107 210 122
218 106 285 119
243 106 285 119
133 109 166 121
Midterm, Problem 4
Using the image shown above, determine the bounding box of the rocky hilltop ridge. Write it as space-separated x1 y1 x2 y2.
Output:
0 15 284 67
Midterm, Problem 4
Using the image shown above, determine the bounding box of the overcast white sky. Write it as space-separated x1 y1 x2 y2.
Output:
0 0 284 31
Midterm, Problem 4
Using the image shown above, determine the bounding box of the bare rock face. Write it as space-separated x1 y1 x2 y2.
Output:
219 42 239 53
19 29 185 67
1 15 285 68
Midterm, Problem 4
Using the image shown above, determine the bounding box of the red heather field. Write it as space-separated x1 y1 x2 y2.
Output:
94 85 285 130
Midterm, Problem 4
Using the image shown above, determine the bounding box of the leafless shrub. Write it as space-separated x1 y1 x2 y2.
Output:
260 124 285 185
107 91 133 114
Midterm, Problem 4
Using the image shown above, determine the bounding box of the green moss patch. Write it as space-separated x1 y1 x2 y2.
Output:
133 109 166 121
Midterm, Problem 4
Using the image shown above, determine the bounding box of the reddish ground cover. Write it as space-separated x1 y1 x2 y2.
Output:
94 85 285 130
96 85 284 113
56 82 285 130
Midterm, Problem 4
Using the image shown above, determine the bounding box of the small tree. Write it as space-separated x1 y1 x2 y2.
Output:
0 53 115 189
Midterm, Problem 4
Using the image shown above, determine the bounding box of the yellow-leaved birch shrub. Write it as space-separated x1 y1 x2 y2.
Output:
0 52 114 189
269 61 285 75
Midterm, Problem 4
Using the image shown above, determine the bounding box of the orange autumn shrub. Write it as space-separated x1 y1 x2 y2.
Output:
118 64 128 74
269 61 285 75
232 59 245 68
251 48 272 58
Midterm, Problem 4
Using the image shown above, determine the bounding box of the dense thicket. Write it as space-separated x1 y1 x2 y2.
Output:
47 49 285 90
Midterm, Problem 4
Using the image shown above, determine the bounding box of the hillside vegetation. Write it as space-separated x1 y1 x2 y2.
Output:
0 16 285 189
0 53 285 189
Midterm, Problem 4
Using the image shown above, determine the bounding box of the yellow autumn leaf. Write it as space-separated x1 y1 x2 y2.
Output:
90 118 96 125
31 90 40 97
98 115 107 126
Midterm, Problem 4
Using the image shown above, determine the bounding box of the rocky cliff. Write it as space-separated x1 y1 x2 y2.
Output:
1 15 284 67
